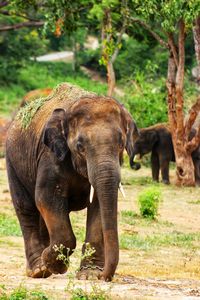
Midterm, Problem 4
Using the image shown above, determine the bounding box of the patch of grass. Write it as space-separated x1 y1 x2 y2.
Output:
138 187 162 219
122 175 154 186
0 213 21 237
70 212 86 243
0 237 21 248
188 200 200 204
68 282 111 300
0 84 25 117
120 210 138 226
120 211 174 229
0 285 49 300
120 231 200 251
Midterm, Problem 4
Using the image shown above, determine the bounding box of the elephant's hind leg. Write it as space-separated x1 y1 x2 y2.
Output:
77 196 104 280
6 158 51 278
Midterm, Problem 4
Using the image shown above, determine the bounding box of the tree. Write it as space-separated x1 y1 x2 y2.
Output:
130 0 200 186
89 0 129 96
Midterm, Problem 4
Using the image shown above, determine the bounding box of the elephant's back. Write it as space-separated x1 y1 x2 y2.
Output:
15 82 97 136
6 83 97 154
10 83 97 138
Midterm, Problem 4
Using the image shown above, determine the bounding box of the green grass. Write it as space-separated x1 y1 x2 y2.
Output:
69 285 110 300
119 231 200 251
122 175 154 186
70 212 86 243
0 213 21 237
120 209 174 228
120 210 138 226
0 85 25 117
0 285 50 300
0 284 110 300
0 62 108 117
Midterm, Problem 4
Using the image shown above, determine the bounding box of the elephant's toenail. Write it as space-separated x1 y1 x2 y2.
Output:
41 266 46 271
34 268 40 274
79 274 87 280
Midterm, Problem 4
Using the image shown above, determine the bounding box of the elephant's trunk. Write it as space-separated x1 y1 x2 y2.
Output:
130 152 141 170
89 160 120 281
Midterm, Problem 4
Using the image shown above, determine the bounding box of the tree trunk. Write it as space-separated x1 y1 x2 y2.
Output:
107 60 116 97
72 35 78 72
193 16 200 65
167 21 196 186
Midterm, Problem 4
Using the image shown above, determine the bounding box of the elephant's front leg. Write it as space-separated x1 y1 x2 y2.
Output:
35 186 76 275
77 195 104 280
151 151 160 182
159 155 170 184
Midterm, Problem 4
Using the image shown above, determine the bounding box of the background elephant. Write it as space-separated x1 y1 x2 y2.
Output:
6 83 138 281
130 123 200 185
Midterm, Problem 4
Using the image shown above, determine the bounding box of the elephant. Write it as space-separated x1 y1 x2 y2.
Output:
130 123 200 185
6 83 139 281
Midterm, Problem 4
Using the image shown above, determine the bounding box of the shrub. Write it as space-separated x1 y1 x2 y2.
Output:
121 71 167 128
138 187 162 219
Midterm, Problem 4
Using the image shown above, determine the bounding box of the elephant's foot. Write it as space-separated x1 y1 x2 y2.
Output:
26 258 52 278
41 246 69 275
162 179 170 185
76 266 104 280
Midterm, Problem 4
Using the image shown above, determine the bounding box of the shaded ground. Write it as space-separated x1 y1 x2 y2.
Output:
0 158 200 299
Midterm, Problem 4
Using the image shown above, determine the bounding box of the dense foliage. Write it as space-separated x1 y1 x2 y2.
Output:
0 0 199 129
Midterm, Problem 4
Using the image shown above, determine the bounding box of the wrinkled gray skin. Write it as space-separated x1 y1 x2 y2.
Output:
6 92 138 282
130 124 200 185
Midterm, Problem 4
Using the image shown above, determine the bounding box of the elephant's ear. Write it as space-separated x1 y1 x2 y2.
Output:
146 130 158 147
120 105 139 157
43 108 69 161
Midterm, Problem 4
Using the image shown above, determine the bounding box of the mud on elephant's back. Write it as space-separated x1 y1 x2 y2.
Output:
16 83 98 130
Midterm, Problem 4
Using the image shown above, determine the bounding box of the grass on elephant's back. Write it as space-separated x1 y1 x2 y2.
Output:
16 82 98 129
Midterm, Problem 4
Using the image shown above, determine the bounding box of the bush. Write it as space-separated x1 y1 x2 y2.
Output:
121 71 167 128
138 187 162 219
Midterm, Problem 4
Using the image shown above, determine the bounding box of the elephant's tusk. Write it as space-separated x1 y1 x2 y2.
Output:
90 185 94 203
119 182 126 198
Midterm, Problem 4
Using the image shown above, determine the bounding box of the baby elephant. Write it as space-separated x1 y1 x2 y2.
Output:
130 123 200 185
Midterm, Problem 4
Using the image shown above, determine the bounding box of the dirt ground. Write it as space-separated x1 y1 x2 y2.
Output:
0 158 200 299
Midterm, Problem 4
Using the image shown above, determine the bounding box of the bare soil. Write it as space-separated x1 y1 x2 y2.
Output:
0 158 200 299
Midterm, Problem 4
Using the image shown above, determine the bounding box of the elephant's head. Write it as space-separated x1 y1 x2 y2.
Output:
43 97 138 281
130 128 158 170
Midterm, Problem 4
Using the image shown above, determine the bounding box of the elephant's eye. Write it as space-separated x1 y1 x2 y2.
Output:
118 132 124 149
77 141 85 153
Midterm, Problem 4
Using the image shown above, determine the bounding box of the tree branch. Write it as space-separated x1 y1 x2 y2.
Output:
0 21 44 31
175 19 185 139
111 0 127 63
0 10 42 22
130 17 169 49
176 19 185 90
166 52 177 131
167 32 179 68
185 97 200 140
193 16 200 66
